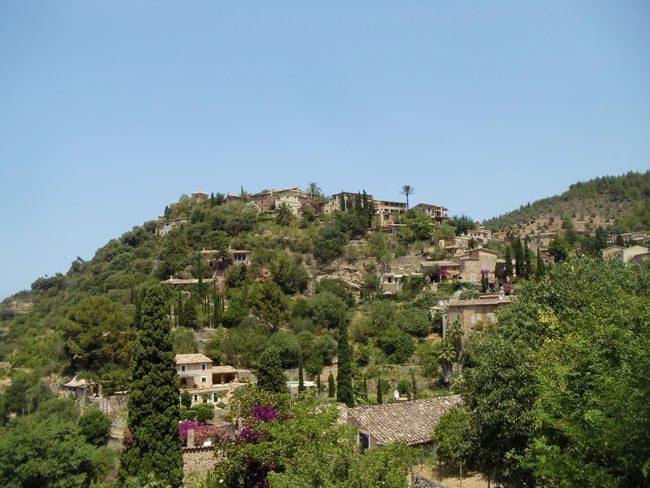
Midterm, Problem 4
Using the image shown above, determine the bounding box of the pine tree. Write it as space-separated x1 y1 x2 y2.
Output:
120 285 183 486
328 371 335 398
505 245 514 280
336 318 355 407
256 348 288 393
376 376 383 404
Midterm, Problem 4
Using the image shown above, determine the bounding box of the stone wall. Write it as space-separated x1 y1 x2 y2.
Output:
183 447 219 486
412 473 448 488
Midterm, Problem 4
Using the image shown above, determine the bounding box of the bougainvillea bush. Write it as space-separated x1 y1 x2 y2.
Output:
202 388 412 488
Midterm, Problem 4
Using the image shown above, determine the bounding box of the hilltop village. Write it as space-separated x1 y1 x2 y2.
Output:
1 175 649 487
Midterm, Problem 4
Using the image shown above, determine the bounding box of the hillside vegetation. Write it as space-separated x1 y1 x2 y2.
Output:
484 171 650 234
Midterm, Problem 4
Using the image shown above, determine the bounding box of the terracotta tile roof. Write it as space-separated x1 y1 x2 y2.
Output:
212 365 238 374
345 396 462 446
176 354 212 365
448 296 513 307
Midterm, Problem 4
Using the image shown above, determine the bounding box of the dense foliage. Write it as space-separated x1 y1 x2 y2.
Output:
205 389 412 488
436 257 650 487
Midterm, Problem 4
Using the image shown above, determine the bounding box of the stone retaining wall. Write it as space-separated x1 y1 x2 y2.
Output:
412 473 448 488
183 447 219 486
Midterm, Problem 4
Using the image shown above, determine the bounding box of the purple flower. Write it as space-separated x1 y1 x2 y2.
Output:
240 427 264 444
179 420 201 441
252 404 277 422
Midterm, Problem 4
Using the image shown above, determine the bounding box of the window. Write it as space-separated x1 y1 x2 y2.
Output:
201 376 207 383
201 363 206 371
193 394 198 402
359 432 370 450
181 365 186 372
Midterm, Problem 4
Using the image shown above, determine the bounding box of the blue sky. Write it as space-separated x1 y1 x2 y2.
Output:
1 1 648 299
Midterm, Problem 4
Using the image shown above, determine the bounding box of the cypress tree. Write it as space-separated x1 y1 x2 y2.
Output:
298 360 305 394
481 272 489 293
615 233 625 247
256 348 288 393
316 371 322 393
328 371 335 398
411 371 418 400
377 376 383 404
120 285 183 486
514 238 524 278
524 247 533 278
505 245 513 280
536 248 546 278
339 194 346 212
346 197 353 213
336 318 355 407
355 192 362 213
362 375 368 400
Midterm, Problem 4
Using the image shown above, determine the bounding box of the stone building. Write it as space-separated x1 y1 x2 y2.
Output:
156 217 189 237
342 396 462 449
176 354 242 406
443 295 513 339
412 203 449 224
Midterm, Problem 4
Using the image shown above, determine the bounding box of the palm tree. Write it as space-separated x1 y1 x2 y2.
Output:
306 182 322 201
400 185 415 210
438 338 456 387
275 202 294 227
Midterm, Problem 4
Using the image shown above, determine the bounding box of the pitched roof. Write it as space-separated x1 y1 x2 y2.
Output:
64 376 93 388
345 396 462 446
212 365 238 374
449 295 513 307
175 354 212 365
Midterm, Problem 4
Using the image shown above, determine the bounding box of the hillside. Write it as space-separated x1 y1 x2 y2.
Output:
484 171 650 234
0 179 649 486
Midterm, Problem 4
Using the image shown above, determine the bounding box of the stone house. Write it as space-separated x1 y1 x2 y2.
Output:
156 217 189 237
176 354 242 406
456 248 498 284
249 188 310 212
274 194 304 217
466 222 492 246
342 396 462 449
201 248 251 270
64 376 98 400
412 203 449 224
192 191 209 201
602 245 649 263
376 199 407 227
320 191 375 216
443 295 512 339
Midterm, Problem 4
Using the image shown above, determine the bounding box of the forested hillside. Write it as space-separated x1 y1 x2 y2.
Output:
484 171 650 233
1 181 648 487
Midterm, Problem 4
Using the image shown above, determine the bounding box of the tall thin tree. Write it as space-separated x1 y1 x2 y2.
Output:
120 285 183 486
400 185 415 210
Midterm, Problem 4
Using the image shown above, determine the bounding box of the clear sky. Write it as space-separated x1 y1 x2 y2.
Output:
1 1 649 299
